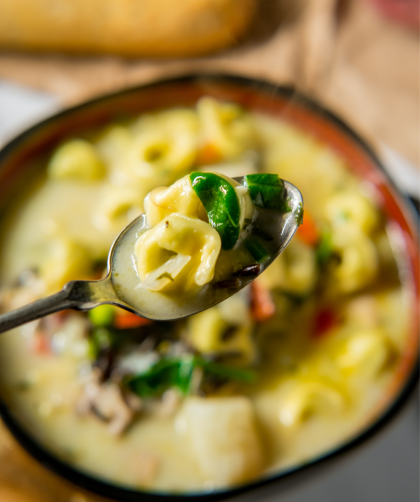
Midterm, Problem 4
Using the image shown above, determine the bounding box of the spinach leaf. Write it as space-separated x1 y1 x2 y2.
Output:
197 358 257 383
244 174 290 212
128 357 195 397
189 172 241 250
244 236 270 263
316 231 333 267
127 355 257 397
295 202 304 226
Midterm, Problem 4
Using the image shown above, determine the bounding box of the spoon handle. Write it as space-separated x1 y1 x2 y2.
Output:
0 278 116 334
0 289 80 334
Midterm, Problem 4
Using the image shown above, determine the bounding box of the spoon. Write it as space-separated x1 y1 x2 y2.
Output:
0 177 302 333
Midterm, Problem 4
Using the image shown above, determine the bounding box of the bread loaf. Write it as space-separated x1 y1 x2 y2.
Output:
0 0 256 57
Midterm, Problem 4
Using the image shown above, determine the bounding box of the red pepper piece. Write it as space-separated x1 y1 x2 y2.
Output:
313 308 337 338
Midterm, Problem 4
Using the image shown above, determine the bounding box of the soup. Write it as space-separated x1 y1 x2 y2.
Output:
0 97 414 493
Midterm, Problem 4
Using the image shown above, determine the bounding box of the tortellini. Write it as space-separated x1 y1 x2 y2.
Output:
48 139 105 180
144 175 207 227
128 109 199 178
197 97 256 161
99 185 144 222
324 191 379 234
257 238 318 295
40 238 92 292
179 397 264 486
135 213 221 293
335 329 392 378
331 226 378 293
278 379 345 428
187 293 256 364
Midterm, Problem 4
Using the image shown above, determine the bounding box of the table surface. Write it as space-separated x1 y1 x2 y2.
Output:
0 80 418 502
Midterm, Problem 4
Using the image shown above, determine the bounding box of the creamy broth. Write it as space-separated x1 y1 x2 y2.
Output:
0 98 412 493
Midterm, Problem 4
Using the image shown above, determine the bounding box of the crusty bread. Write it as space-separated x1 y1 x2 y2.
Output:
0 0 256 57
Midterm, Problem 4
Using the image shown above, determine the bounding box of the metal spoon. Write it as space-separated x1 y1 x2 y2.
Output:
0 178 302 332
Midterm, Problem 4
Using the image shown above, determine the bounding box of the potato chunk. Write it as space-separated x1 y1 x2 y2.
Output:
181 397 264 487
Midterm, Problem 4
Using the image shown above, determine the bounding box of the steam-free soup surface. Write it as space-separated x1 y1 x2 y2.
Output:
0 98 412 492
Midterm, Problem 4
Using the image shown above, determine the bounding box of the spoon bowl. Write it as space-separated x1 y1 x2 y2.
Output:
0 178 302 332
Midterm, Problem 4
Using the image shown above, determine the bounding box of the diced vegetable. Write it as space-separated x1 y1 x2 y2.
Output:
296 211 319 246
250 281 275 322
114 311 153 330
196 143 222 165
244 173 289 212
31 331 51 355
189 171 241 250
88 305 115 327
313 308 337 339
181 397 264 486
316 231 333 266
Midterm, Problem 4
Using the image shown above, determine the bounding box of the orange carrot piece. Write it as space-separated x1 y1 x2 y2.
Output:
114 311 153 329
250 281 275 322
196 144 222 165
296 212 319 246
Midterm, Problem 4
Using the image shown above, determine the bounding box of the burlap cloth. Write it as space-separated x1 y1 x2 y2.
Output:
0 1 418 501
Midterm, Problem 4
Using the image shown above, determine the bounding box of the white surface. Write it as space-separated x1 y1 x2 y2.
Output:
381 144 420 200
0 80 59 148
0 80 418 502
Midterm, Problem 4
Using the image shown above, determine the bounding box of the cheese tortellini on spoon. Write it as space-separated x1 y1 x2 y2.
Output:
132 171 291 297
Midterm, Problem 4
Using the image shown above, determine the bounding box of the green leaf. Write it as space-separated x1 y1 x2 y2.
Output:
127 355 257 397
244 174 290 212
197 358 257 383
88 326 115 361
189 172 241 250
295 202 304 226
316 231 333 267
128 357 195 397
244 236 270 263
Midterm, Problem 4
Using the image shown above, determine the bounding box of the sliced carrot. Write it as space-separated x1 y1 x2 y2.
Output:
196 144 222 165
114 311 153 329
296 212 319 246
250 281 275 322
31 331 51 354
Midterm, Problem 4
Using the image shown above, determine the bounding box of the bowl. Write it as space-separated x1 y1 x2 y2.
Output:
0 74 418 501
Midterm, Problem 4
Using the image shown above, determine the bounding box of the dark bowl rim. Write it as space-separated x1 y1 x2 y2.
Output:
0 72 418 502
